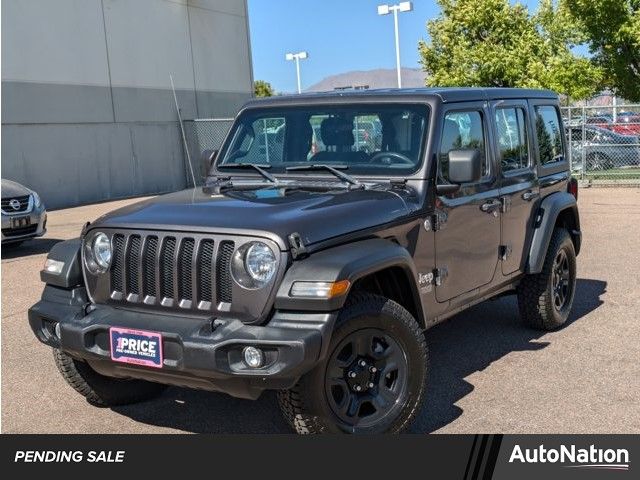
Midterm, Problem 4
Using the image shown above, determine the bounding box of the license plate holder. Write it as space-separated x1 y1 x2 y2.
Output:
110 327 163 368
10 216 30 229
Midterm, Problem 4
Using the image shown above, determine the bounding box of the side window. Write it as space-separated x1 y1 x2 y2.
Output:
495 107 529 172
535 106 565 165
439 111 487 182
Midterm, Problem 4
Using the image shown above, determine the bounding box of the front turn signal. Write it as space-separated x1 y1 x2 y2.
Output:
290 280 351 299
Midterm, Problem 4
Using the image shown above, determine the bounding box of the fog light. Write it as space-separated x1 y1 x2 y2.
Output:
44 258 64 274
54 322 61 339
243 346 264 368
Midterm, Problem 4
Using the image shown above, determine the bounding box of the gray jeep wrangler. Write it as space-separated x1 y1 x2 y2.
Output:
29 88 581 434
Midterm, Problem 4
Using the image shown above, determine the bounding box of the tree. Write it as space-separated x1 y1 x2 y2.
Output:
254 80 275 97
418 0 602 100
565 0 640 102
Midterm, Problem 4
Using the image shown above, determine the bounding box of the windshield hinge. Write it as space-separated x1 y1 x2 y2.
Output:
288 232 308 260
203 176 232 195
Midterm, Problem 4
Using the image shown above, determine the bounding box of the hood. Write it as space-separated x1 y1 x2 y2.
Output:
1 179 32 198
90 186 418 250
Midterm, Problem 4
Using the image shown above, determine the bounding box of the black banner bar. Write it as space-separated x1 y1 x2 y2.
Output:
0 434 636 479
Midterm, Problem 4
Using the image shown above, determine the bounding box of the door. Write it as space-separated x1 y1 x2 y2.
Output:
435 105 501 302
491 101 539 275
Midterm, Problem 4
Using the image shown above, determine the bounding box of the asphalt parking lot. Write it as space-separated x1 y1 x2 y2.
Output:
2 188 639 433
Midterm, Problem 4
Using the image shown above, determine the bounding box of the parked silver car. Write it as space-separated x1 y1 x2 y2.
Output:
566 125 640 171
1 179 47 245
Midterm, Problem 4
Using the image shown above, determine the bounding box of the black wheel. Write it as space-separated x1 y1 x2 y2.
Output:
517 228 577 330
53 349 167 407
278 293 428 434
586 153 613 171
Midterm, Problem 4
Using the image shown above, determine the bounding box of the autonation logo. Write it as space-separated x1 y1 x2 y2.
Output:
509 444 630 471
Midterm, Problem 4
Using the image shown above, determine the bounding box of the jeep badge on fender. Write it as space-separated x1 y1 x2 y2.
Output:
29 88 580 434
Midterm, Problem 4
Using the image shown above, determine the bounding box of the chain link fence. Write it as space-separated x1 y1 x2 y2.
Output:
183 110 640 187
561 104 640 186
183 118 234 186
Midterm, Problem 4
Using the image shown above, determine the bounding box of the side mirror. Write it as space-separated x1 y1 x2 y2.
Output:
448 149 482 184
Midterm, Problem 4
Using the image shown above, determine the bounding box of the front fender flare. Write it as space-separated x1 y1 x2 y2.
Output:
40 238 83 288
275 238 423 318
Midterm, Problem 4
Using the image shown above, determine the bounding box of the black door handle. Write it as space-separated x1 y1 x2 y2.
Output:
480 200 501 215
522 191 540 201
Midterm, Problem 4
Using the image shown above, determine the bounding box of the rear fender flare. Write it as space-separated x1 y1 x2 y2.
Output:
527 192 581 274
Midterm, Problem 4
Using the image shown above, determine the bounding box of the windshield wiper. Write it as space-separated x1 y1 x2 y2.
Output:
285 164 361 187
218 163 278 183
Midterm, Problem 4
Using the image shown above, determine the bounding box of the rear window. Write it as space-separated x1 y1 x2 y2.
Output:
535 106 565 165
495 107 529 172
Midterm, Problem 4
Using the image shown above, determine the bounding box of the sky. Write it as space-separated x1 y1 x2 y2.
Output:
247 0 542 93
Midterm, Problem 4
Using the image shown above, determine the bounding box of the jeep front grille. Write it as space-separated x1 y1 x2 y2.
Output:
216 241 235 304
109 233 235 309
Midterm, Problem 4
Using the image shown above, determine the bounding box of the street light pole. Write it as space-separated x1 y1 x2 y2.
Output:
393 7 401 88
377 2 413 88
285 51 308 94
295 56 301 94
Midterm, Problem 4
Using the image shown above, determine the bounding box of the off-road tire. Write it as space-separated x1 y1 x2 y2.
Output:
278 292 428 434
53 349 166 407
517 228 576 331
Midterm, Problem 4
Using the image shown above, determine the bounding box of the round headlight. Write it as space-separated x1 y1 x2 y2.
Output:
93 233 112 269
231 241 277 289
245 242 277 283
84 232 112 273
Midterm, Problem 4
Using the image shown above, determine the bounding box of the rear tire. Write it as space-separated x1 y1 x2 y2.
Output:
517 228 577 331
53 349 167 407
278 293 428 434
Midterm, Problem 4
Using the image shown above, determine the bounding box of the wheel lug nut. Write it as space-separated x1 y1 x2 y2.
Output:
354 385 362 392
368 382 374 388
369 366 377 373
359 360 367 367
348 371 356 378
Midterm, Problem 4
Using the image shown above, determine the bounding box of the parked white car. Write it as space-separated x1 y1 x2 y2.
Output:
1 179 47 245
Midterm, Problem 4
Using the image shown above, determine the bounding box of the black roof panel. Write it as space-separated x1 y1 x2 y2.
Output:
242 87 558 109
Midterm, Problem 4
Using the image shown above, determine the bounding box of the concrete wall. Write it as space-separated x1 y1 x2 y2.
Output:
1 0 253 209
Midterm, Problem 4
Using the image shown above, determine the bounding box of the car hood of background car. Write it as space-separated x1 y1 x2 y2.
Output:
90 186 418 249
1 179 32 197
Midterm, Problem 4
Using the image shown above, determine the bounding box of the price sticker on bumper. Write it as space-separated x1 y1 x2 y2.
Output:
110 327 163 368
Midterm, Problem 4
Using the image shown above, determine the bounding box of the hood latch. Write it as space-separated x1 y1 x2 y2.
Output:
288 232 308 260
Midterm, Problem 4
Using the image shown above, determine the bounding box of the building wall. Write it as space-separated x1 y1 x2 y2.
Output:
1 0 253 209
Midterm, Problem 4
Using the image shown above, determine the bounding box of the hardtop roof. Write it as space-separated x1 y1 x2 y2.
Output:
241 87 558 110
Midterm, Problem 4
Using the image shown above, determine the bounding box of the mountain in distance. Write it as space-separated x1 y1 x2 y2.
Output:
305 67 426 92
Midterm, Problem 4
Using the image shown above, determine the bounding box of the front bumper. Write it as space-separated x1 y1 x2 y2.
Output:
1 206 47 243
29 285 336 399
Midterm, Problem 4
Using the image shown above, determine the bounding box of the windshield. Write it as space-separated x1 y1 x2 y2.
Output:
217 104 429 176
